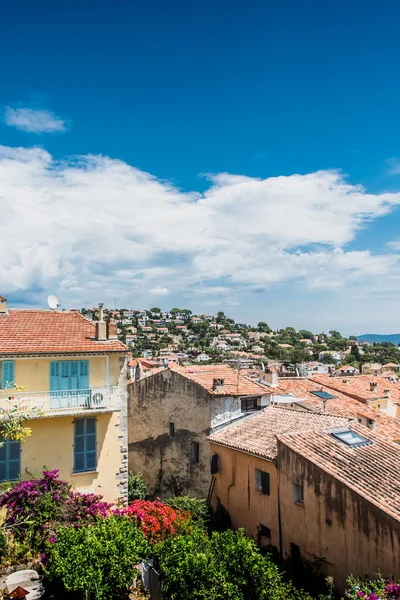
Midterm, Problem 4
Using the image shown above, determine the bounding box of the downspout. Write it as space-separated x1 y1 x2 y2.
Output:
277 457 283 558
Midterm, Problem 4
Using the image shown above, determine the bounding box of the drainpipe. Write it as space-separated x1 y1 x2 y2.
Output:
277 458 283 558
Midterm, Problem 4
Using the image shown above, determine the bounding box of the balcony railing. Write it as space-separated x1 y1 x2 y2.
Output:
0 387 121 418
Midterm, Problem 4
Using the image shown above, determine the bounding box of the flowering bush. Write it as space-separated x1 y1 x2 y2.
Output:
346 575 400 600
125 499 190 543
0 469 113 549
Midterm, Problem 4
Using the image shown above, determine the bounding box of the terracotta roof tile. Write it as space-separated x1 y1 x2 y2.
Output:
278 423 400 521
275 378 400 442
0 310 127 355
312 373 400 404
169 364 267 396
208 406 348 459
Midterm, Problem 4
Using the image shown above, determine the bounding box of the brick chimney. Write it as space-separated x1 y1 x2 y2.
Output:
264 369 278 387
95 303 107 341
357 413 376 430
0 295 7 315
107 316 118 340
370 381 378 392
212 378 225 391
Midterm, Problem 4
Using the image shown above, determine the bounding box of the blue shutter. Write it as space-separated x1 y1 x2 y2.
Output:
74 418 96 472
0 436 21 482
1 361 15 389
50 361 60 392
79 361 89 390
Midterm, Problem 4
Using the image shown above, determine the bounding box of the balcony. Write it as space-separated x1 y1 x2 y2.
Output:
0 387 121 418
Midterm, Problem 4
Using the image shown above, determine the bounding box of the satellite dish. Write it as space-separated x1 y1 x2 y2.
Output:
47 295 59 310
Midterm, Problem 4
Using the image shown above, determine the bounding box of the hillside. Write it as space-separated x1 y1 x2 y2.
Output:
357 333 400 345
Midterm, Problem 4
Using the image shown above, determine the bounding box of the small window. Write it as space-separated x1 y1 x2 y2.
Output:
330 429 372 448
293 483 304 505
241 397 259 412
0 435 21 482
191 441 200 464
255 469 270 495
258 524 271 539
74 417 97 473
210 453 219 475
169 422 175 437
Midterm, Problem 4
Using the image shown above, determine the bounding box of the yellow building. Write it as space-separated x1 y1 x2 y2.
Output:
209 406 400 591
0 299 129 503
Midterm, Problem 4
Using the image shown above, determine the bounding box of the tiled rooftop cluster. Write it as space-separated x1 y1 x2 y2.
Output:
0 310 127 355
312 373 400 403
169 363 268 396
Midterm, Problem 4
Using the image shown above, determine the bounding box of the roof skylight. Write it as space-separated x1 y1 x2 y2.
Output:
330 429 372 448
310 390 335 400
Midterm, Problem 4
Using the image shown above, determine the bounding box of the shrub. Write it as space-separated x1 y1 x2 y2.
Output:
0 470 113 549
166 496 209 528
45 515 150 600
126 499 190 543
154 528 304 600
346 575 400 600
128 471 148 502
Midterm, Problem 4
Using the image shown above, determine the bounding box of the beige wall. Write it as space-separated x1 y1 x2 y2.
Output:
128 370 213 498
3 354 124 392
22 412 122 503
277 440 400 591
210 443 279 548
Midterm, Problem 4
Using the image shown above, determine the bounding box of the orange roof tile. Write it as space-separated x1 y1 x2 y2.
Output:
275 377 400 442
0 310 127 356
312 374 400 404
278 423 400 521
208 406 348 459
169 364 268 396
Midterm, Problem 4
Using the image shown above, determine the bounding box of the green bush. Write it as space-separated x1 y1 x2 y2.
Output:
45 516 150 600
154 528 306 600
166 496 209 528
128 471 148 502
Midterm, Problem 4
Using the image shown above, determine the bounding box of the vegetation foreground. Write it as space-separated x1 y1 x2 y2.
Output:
0 470 398 600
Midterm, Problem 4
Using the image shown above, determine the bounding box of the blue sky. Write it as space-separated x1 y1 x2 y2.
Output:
1 0 400 334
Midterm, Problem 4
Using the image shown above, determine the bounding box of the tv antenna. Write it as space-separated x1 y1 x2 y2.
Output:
47 295 60 310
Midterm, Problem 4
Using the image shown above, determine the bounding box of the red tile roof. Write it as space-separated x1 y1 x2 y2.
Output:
312 374 400 404
169 364 268 396
208 406 348 459
275 378 400 442
0 310 127 356
278 423 400 521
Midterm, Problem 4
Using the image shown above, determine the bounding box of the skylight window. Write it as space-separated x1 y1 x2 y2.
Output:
310 391 335 400
330 429 372 448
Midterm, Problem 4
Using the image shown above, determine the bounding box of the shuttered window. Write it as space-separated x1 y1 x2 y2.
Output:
1 361 15 389
255 469 270 495
0 436 21 482
74 418 97 473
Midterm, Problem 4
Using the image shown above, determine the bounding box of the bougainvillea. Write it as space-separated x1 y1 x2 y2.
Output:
0 469 113 548
125 499 190 543
346 576 400 600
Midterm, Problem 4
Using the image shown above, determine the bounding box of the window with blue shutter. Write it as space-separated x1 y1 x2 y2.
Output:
74 418 97 473
1 361 15 389
0 436 21 482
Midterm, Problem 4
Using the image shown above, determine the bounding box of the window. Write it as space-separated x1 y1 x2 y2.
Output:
0 436 21 482
330 428 371 448
169 422 175 437
210 453 219 475
74 418 97 473
1 360 15 389
293 483 304 505
241 397 259 412
255 469 270 495
258 524 271 539
191 441 200 464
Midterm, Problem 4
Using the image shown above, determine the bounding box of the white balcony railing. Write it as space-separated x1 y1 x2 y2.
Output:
0 387 121 418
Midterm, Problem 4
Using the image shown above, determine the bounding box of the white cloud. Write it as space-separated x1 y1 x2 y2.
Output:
1 144 400 330
4 107 68 133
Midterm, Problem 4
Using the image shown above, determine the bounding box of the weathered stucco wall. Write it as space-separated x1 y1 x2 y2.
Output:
210 443 280 549
128 370 213 498
277 440 400 590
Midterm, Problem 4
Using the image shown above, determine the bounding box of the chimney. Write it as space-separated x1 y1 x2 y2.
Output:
107 316 118 340
264 369 278 387
342 378 349 384
95 303 107 341
212 378 225 391
0 295 7 315
384 388 391 398
357 413 376 431
370 382 378 392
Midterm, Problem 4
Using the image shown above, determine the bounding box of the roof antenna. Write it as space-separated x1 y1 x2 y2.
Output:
47 295 60 310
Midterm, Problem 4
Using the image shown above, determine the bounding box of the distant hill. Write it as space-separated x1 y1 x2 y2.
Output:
357 333 400 345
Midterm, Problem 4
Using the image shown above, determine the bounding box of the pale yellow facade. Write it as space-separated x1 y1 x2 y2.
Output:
1 352 128 503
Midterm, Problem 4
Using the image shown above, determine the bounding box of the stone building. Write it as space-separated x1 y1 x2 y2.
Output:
128 364 268 497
